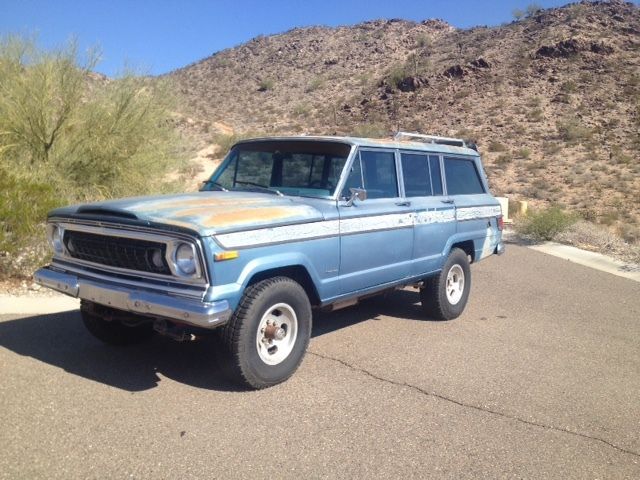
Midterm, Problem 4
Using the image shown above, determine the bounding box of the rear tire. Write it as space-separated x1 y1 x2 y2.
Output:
80 301 155 345
420 248 471 320
219 277 312 389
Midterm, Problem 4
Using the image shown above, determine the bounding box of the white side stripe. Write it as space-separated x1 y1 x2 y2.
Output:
215 206 501 249
456 205 502 221
340 213 414 235
415 209 456 225
217 220 340 249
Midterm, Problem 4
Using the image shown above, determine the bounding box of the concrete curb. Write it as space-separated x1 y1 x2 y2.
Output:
0 294 79 315
528 241 640 283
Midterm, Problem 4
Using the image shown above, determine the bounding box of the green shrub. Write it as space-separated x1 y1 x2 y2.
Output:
488 141 507 152
556 119 591 144
0 35 184 276
517 206 577 241
0 169 59 254
527 108 544 122
305 77 325 93
258 78 274 91
213 132 257 156
386 64 409 89
416 35 431 49
293 103 311 117
560 80 577 94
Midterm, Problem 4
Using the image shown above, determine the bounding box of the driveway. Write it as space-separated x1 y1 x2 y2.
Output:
1 244 639 478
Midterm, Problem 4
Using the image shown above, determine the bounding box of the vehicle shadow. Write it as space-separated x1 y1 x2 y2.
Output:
0 289 432 393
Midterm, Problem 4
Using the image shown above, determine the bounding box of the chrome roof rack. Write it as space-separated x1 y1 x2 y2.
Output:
394 131 467 148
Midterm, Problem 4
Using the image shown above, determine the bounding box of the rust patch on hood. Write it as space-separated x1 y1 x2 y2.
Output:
77 192 324 236
204 207 302 227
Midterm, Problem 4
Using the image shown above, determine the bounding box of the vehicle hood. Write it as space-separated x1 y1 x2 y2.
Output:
50 192 325 236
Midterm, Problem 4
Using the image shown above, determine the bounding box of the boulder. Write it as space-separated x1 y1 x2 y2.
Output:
444 65 467 78
536 39 586 58
397 76 428 92
470 57 491 69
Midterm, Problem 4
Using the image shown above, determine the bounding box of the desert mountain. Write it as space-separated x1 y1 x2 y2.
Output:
167 1 639 239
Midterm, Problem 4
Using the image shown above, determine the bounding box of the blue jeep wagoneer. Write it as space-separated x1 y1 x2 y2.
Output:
35 132 504 388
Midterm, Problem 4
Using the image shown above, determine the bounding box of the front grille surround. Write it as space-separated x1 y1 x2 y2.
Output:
63 230 172 275
50 220 207 286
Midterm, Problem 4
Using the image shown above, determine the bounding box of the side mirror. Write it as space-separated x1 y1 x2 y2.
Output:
346 187 367 206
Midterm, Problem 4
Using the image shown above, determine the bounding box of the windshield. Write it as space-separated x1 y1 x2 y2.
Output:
202 140 352 197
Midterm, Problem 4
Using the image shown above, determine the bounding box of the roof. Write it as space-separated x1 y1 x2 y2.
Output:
234 135 480 157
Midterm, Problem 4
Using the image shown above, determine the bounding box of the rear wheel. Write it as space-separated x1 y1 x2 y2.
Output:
420 248 471 320
80 301 155 345
219 277 312 389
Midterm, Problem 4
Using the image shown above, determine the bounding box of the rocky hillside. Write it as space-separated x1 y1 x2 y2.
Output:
167 1 640 241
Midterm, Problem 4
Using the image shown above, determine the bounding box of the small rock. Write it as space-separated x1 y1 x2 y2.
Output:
469 57 491 69
590 42 614 55
444 65 467 79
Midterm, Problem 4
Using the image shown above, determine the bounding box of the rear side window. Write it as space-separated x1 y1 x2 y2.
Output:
342 150 398 199
444 157 485 195
400 153 443 197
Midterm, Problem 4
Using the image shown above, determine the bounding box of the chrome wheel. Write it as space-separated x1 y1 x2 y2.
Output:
255 303 298 365
446 264 465 305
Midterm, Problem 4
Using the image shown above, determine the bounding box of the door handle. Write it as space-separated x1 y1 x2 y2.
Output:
395 200 411 207
441 199 454 204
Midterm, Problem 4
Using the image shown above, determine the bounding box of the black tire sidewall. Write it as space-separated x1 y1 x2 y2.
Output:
438 249 472 319
236 279 312 386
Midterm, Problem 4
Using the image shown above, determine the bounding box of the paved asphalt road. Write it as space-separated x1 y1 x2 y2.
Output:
1 244 639 479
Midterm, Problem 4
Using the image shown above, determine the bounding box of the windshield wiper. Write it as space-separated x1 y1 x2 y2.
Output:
233 181 283 196
201 180 228 192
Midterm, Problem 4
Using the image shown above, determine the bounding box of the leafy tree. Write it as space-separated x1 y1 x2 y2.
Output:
0 35 184 276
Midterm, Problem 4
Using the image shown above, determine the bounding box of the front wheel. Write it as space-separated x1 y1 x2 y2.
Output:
420 248 471 320
219 277 312 389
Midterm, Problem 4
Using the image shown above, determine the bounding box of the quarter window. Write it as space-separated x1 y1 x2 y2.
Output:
443 157 485 195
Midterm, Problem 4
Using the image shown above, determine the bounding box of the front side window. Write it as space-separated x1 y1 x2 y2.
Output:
443 157 485 195
205 140 351 197
341 150 398 199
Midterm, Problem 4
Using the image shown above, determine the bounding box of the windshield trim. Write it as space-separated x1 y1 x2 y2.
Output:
204 141 357 201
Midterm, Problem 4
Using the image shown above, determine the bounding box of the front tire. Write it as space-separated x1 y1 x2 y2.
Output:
420 248 471 320
80 301 155 345
219 277 312 389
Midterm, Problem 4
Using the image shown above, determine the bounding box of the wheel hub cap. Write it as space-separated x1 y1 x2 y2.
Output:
256 303 298 365
446 264 465 305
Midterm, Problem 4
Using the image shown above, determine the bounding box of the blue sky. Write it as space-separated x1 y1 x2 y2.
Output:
0 0 631 76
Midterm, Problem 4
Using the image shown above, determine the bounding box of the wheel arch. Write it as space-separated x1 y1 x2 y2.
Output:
245 265 321 306
449 239 476 263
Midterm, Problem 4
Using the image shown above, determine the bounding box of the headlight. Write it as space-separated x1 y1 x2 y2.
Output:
47 224 64 254
175 242 197 275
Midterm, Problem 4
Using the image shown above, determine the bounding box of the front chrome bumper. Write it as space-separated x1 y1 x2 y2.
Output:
34 267 232 329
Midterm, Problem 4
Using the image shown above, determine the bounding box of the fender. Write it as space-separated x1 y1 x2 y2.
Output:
206 251 322 310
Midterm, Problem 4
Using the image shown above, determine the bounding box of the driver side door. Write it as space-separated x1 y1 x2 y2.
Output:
337 148 414 294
